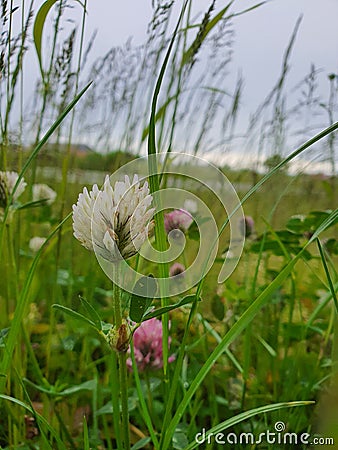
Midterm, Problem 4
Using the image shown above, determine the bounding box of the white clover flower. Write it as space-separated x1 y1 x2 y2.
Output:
29 236 47 252
72 174 155 263
0 171 27 208
32 184 57 205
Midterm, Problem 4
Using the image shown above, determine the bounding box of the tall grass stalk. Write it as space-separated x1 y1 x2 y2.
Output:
4 0 14 147
147 1 190 396
58 0 88 227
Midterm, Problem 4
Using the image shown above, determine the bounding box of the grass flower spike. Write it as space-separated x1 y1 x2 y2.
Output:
72 174 154 262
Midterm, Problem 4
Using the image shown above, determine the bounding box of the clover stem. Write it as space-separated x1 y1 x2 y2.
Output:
112 262 130 449
110 351 123 450
118 350 130 449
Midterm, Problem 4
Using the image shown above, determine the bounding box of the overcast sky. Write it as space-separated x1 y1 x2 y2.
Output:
22 0 337 169
81 0 338 108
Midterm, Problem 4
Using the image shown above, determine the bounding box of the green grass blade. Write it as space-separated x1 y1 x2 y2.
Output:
131 437 152 450
230 1 266 19
316 238 338 312
23 378 96 398
306 282 338 329
130 342 159 448
33 0 59 78
239 124 338 212
196 313 243 373
83 416 90 450
147 0 189 385
141 94 178 141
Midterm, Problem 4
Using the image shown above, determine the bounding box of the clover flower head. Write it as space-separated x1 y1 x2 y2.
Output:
0 171 27 209
239 215 255 238
72 174 154 263
127 318 175 371
169 262 185 278
164 209 193 235
29 236 47 252
32 183 57 205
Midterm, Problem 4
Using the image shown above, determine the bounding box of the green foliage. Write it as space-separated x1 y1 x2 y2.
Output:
143 295 201 322
52 304 101 331
76 149 138 172
264 153 289 172
0 0 337 448
129 276 157 323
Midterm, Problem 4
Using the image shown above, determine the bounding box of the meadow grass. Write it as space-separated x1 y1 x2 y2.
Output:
0 1 337 449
